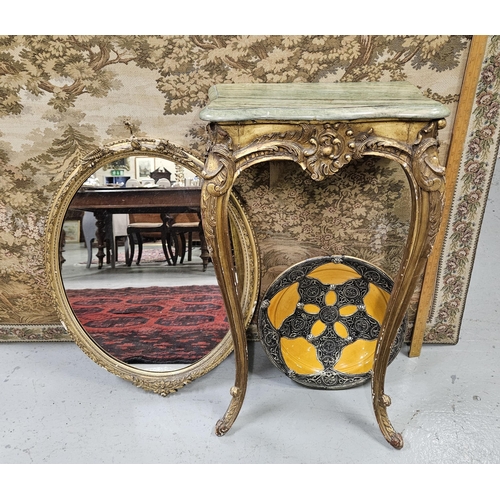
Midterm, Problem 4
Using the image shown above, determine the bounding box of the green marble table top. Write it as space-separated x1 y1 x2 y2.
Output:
199 82 450 122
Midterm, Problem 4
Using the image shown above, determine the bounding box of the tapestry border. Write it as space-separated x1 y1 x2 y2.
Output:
0 324 69 342
422 35 500 344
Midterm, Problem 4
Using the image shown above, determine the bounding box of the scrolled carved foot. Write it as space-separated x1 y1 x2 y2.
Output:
214 385 245 437
374 392 404 449
215 418 230 436
389 432 404 450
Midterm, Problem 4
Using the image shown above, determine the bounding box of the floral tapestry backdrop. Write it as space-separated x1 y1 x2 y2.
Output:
0 35 479 342
235 159 410 289
425 36 500 343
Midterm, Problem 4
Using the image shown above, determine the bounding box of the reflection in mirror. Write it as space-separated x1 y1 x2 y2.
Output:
61 159 216 372
46 139 259 395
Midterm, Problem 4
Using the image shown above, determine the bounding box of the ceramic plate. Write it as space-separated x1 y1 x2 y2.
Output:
258 256 406 389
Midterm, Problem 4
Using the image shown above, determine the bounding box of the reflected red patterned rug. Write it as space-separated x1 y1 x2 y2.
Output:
65 285 228 364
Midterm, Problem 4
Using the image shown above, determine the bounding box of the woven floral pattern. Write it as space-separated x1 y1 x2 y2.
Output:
0 35 489 344
235 158 409 297
426 36 500 343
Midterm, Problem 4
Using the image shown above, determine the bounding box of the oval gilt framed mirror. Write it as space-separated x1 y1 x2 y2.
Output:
45 138 260 396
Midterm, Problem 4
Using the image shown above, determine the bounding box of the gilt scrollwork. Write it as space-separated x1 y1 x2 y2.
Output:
302 122 356 179
80 146 114 170
352 122 445 194
200 190 218 256
202 124 236 197
352 121 445 259
412 121 446 193
352 129 413 167
201 116 447 449
425 191 445 257
80 137 205 175
235 122 357 181
46 137 260 400
412 139 445 192
411 122 446 257
360 120 446 449
369 390 404 449
154 139 205 173
129 373 198 397
215 387 246 436
200 125 236 258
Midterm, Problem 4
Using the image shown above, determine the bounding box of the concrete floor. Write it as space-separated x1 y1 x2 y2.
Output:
1 161 500 465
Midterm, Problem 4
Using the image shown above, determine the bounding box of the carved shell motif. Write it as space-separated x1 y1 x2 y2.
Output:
302 122 356 180
228 122 357 181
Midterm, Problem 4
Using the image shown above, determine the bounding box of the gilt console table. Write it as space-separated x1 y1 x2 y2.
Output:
199 82 450 449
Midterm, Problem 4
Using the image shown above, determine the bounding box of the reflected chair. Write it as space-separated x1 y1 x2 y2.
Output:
170 212 202 265
126 213 173 266
82 212 130 268
111 214 130 264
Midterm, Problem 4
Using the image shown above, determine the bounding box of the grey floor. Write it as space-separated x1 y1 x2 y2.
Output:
1 160 500 465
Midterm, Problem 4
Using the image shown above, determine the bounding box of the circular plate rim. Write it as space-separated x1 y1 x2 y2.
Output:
258 255 406 390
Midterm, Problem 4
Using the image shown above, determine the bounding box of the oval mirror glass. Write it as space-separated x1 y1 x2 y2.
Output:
46 138 259 395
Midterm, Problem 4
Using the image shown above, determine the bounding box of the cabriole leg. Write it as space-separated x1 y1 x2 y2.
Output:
201 186 248 436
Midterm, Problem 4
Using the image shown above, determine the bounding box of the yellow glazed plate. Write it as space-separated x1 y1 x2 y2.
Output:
258 256 406 389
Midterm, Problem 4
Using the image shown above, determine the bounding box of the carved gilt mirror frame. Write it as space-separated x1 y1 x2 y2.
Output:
45 137 260 396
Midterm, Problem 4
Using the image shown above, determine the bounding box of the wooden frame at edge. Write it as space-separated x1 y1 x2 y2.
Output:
409 35 489 357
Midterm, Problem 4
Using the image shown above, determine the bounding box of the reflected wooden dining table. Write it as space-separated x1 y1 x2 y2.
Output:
69 186 208 269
